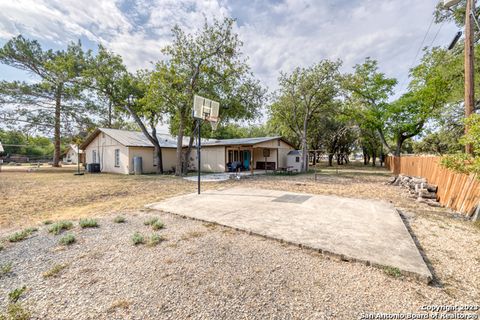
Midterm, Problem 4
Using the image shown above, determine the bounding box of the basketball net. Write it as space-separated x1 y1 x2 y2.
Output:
205 115 219 131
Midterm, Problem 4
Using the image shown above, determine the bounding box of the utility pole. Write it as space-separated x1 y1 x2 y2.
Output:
465 0 475 154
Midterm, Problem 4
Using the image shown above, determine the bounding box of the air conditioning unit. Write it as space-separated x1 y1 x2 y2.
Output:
443 0 461 8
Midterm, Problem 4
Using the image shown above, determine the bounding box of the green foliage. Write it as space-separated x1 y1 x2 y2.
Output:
147 234 164 247
58 234 76 246
151 220 165 231
8 228 37 243
383 266 402 278
144 217 160 226
79 218 98 228
0 303 31 320
113 216 126 223
131 232 145 245
48 221 73 235
42 220 53 225
441 114 480 177
8 286 27 303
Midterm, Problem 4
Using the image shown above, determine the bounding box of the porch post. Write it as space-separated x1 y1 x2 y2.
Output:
250 147 254 175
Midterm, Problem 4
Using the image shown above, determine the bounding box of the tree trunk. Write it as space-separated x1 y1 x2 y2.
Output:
371 150 376 167
394 137 404 157
328 154 334 166
183 124 196 175
175 112 186 176
108 100 112 128
52 84 62 167
301 116 309 172
154 144 163 174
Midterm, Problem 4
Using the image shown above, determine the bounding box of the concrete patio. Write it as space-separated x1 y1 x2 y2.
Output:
148 187 432 282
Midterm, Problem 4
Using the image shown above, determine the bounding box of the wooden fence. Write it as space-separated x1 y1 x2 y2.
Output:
385 156 480 216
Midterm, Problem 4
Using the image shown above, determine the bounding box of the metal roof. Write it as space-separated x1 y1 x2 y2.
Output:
80 128 294 150
203 136 286 147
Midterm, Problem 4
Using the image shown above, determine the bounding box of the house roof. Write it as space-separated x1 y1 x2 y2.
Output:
203 136 294 148
80 128 183 150
80 128 294 150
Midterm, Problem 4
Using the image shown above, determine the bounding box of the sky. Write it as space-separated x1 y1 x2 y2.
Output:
0 0 458 101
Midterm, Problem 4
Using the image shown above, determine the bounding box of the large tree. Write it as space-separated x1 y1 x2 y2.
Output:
269 60 341 172
154 18 265 175
0 35 91 166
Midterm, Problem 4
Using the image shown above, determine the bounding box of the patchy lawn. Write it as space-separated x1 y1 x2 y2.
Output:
0 163 479 319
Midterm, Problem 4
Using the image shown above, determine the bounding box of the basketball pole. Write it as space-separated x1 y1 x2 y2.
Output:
197 118 201 195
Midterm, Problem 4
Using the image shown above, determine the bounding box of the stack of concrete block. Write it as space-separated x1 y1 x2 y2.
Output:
390 174 442 207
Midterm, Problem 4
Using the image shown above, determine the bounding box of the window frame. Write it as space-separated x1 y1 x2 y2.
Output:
114 149 120 167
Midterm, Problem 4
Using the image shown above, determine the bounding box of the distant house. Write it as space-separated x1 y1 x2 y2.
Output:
63 144 83 164
80 128 295 174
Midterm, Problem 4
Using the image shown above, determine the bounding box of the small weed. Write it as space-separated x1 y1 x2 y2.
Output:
147 234 165 247
48 221 73 235
43 263 68 278
43 220 53 225
181 231 204 241
8 286 27 303
144 217 159 226
474 220 480 230
107 299 130 313
79 219 98 228
203 222 217 230
0 243 3 251
0 262 13 277
383 266 402 278
58 234 75 246
113 216 126 223
131 232 145 245
0 303 31 320
151 220 164 231
8 228 37 243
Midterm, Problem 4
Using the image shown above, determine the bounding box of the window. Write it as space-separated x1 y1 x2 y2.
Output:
295 157 300 163
92 150 97 163
114 149 120 167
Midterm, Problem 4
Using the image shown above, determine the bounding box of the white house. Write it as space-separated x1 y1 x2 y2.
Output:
80 128 295 174
63 144 83 164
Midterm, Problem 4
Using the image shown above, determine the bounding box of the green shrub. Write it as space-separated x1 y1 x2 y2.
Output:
79 219 98 228
58 234 75 246
0 303 31 320
8 286 27 303
147 234 165 247
383 266 402 278
143 217 159 226
42 220 53 225
0 262 13 277
43 263 68 278
8 228 37 243
151 220 164 231
131 232 144 245
113 216 126 223
48 221 73 235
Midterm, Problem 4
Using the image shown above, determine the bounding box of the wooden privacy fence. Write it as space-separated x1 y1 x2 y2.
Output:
385 156 480 216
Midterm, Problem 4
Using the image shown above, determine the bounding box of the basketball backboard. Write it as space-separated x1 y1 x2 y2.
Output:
193 95 219 122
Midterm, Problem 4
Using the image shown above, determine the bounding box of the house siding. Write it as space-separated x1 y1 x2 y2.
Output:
84 133 129 174
127 147 177 174
190 146 226 172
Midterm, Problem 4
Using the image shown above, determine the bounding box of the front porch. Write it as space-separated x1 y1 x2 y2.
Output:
225 146 279 174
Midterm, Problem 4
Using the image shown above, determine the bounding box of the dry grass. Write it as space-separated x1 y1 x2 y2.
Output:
0 169 219 229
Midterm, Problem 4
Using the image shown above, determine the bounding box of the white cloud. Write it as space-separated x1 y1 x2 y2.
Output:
0 0 458 96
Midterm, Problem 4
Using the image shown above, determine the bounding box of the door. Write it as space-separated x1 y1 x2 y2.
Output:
243 150 250 170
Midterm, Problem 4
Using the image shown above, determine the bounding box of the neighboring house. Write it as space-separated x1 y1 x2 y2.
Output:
63 144 83 164
80 128 295 174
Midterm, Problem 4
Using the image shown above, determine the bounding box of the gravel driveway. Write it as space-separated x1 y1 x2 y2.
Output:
0 210 468 320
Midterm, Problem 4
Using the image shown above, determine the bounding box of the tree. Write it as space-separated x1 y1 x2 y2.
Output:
155 18 265 175
0 35 90 166
269 60 341 172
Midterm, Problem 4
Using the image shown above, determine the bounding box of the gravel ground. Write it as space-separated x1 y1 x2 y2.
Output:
1 170 479 319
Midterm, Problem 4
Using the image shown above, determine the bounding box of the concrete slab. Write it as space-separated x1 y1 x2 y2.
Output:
148 187 432 282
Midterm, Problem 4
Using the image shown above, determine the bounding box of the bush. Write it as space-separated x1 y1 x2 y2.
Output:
48 221 73 235
79 219 98 228
42 220 53 225
143 217 159 226
383 266 402 278
58 234 75 246
8 228 37 243
113 216 126 223
131 232 144 245
151 220 164 231
147 234 165 247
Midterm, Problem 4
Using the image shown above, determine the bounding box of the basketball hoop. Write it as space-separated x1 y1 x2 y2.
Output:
206 115 219 131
